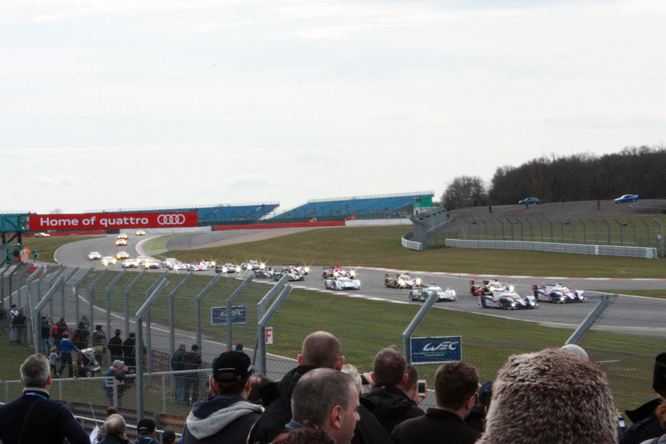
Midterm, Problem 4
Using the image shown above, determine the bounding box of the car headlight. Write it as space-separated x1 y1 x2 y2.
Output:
350 270 356 277
304 267 310 273
415 278 422 285
211 261 216 266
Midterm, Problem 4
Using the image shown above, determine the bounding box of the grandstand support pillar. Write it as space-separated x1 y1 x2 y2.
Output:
402 292 438 363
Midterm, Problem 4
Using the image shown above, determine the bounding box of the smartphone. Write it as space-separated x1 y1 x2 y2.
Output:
417 379 426 397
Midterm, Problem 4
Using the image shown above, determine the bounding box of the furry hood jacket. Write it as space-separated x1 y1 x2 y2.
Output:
477 348 618 444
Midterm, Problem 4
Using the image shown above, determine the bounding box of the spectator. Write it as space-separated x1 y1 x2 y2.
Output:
182 344 202 404
99 413 130 444
466 381 492 433
283 368 360 444
477 348 617 444
181 350 262 444
404 364 426 405
135 418 159 444
8 304 19 343
248 331 391 444
171 343 187 404
162 431 176 444
362 346 424 435
74 321 90 351
0 354 89 444
92 325 107 368
105 360 131 407
52 317 69 348
41 315 52 354
272 427 337 444
0 302 8 335
48 347 59 377
248 373 276 407
12 308 27 346
391 361 481 444
123 332 137 371
620 352 666 444
90 406 119 443
108 329 124 363
57 332 80 378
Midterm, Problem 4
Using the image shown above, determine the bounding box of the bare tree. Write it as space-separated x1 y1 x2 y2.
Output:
50 208 62 214
441 176 487 209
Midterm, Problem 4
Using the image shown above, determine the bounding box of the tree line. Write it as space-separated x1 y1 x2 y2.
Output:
441 146 666 209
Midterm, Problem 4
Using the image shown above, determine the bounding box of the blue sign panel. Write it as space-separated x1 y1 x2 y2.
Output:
211 306 247 325
410 336 462 365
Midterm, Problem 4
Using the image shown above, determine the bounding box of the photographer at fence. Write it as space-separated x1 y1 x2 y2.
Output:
105 360 130 407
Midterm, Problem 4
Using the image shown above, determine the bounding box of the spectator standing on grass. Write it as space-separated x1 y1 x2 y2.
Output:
9 304 19 342
41 315 52 354
182 344 202 404
12 308 27 346
391 361 481 444
105 360 130 407
181 350 262 444
74 321 90 350
92 324 107 367
123 332 137 370
0 354 89 444
57 332 80 378
361 346 424 435
48 347 59 377
0 301 8 335
52 317 68 348
171 342 187 404
248 331 391 444
109 329 124 363
99 414 131 444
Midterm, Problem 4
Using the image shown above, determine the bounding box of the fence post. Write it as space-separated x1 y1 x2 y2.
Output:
254 274 289 365
546 218 553 243
615 219 623 246
73 268 94 328
135 277 169 420
507 218 513 241
32 276 65 355
7 263 22 308
642 220 650 248
123 270 147 337
226 275 254 351
15 265 32 307
566 294 616 345
145 271 169 374
655 219 665 257
498 219 505 241
168 273 194 356
628 220 636 246
603 219 610 245
105 270 128 341
26 265 47 353
402 292 438 362
256 285 292 374
88 269 109 327
195 274 224 354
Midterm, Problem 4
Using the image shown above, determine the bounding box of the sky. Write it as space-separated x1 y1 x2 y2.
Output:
2 0 665 215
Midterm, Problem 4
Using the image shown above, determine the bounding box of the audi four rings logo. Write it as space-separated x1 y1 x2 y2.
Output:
157 214 187 225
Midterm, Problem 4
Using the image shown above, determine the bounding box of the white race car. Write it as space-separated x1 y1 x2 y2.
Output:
117 233 129 240
408 285 457 302
479 288 537 310
88 252 102 260
325 277 361 291
187 261 212 272
121 259 140 269
101 256 117 266
533 284 586 303
143 259 161 270
216 263 239 273
241 260 265 271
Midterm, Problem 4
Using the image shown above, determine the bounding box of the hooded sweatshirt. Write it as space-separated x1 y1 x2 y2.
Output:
181 395 262 444
362 383 424 435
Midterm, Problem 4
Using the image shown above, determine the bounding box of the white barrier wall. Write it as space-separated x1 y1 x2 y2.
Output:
345 219 411 227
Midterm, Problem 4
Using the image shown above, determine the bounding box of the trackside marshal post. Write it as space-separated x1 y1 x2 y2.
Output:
410 336 462 365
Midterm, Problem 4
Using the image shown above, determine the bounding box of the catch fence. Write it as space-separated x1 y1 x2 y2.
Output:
0 262 664 430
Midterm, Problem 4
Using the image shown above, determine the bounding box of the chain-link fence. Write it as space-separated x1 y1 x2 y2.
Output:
1 262 664 430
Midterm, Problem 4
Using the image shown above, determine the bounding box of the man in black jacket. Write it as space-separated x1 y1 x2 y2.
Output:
182 344 202 404
621 352 666 444
0 353 90 444
172 342 187 404
362 346 424 435
109 329 124 363
248 331 392 444
391 361 480 444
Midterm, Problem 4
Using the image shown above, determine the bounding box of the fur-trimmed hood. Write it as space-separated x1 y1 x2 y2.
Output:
477 348 617 444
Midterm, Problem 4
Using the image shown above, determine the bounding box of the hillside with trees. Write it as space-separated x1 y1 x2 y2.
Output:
442 146 666 209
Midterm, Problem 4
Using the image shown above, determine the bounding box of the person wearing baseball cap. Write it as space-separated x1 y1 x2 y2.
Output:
620 352 666 444
181 351 262 444
135 418 159 444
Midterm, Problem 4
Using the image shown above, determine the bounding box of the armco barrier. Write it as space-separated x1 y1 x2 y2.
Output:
446 238 658 259
24 230 107 237
213 221 345 231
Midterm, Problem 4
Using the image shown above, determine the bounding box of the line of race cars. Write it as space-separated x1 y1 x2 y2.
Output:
469 279 586 309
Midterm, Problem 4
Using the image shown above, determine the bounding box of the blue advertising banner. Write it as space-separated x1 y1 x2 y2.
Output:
410 336 462 365
211 306 247 325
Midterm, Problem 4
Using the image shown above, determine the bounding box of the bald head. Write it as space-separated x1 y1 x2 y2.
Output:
298 331 344 370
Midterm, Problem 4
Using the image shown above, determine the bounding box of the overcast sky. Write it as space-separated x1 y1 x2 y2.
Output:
2 0 664 215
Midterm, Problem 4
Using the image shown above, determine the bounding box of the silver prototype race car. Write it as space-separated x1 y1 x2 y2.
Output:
479 286 537 310
408 285 456 302
324 277 361 291
533 283 586 303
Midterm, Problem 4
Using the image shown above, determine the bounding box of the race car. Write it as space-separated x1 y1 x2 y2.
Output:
273 266 305 281
168 261 189 271
479 288 537 310
35 232 50 238
187 260 212 272
324 277 361 291
241 260 265 271
88 251 102 260
288 264 310 275
121 259 140 269
162 258 179 268
142 259 161 270
385 273 422 289
135 230 146 236
254 268 276 279
322 266 356 279
117 234 128 240
470 279 507 296
101 256 117 266
116 251 130 260
115 239 128 247
216 263 239 273
533 283 586 303
408 285 456 302
136 256 148 265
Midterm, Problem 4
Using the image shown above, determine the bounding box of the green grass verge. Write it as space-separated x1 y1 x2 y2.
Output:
19 236 104 264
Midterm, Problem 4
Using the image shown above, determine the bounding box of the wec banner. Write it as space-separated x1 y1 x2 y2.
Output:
410 336 462 365
29 212 198 230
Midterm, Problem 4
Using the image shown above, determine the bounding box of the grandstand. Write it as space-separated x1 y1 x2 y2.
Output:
269 191 434 221
87 203 279 226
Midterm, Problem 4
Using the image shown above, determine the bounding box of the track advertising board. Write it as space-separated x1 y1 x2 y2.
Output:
211 306 248 325
410 336 462 365
28 212 198 231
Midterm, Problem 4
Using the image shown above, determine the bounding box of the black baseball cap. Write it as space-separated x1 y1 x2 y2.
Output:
212 351 253 383
137 418 156 435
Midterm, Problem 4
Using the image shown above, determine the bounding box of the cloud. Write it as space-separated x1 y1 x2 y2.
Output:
37 175 84 187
